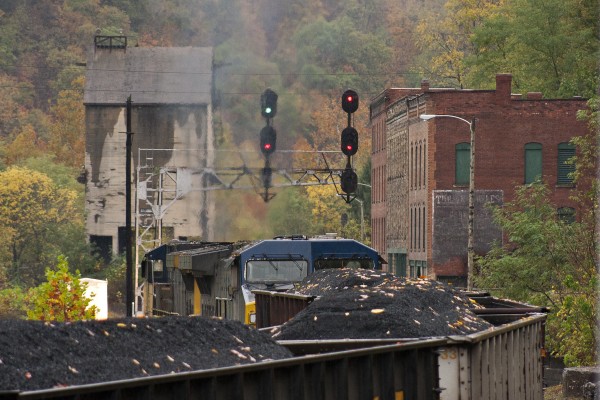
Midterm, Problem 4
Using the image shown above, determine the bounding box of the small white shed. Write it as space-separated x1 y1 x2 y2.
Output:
81 278 108 319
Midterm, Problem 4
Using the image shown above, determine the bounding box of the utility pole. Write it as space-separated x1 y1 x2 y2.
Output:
466 118 476 291
125 96 134 316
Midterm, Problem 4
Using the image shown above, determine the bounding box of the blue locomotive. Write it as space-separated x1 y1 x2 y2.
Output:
140 235 382 324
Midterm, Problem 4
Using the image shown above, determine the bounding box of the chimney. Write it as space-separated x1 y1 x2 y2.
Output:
421 79 430 92
495 74 512 103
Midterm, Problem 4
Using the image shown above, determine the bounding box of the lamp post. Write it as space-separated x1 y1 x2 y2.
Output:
420 114 476 290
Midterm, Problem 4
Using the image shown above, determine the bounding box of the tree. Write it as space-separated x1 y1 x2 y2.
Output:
27 256 97 322
48 76 85 168
414 0 503 88
267 187 315 237
291 16 392 93
466 0 599 97
0 167 78 286
476 183 597 366
3 124 46 166
0 286 26 319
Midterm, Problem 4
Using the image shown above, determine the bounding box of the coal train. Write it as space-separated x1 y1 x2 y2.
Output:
5 238 548 399
139 235 383 324
7 299 546 400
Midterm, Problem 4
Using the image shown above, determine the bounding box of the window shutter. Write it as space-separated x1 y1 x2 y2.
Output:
455 143 470 185
557 142 575 185
525 143 542 184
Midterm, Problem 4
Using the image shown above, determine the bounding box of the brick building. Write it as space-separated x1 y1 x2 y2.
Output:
369 74 588 286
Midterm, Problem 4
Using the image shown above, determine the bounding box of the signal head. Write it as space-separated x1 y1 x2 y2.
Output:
261 88 278 118
260 125 277 155
340 168 358 194
341 89 359 114
341 127 358 156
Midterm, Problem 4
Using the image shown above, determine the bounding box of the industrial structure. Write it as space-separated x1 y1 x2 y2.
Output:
83 36 215 259
369 74 588 286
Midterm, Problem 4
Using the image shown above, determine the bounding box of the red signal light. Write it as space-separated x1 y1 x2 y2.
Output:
341 90 359 113
260 126 276 155
341 127 358 156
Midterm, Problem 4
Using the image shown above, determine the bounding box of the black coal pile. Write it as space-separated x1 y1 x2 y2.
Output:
289 268 400 296
0 316 293 392
272 268 492 340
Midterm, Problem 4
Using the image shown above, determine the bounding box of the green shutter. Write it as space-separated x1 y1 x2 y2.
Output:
557 142 575 185
455 143 470 185
525 143 542 183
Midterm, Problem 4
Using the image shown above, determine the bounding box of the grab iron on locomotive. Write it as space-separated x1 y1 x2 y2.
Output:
139 235 383 325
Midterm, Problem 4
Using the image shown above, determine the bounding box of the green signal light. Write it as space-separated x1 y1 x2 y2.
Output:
261 89 278 118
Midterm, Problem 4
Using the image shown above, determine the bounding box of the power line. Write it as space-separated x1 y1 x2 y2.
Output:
1 63 419 77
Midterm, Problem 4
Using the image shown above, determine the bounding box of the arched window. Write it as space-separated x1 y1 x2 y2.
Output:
418 142 422 188
455 142 470 185
422 206 426 250
557 142 575 186
422 142 426 188
525 142 542 184
410 144 414 189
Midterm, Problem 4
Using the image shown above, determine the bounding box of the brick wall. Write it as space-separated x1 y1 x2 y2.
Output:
370 74 590 281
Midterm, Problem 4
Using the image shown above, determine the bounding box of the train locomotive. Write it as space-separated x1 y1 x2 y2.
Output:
140 235 383 325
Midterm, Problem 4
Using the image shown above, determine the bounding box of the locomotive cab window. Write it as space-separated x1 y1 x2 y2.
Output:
314 258 374 270
245 259 308 283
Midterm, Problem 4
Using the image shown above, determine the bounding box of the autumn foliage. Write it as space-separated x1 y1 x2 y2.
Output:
27 256 97 322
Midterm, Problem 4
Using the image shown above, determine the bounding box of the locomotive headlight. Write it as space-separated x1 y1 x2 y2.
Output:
245 302 256 326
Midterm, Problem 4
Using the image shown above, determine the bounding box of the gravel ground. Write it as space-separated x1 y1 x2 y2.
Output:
271 268 492 340
0 316 293 392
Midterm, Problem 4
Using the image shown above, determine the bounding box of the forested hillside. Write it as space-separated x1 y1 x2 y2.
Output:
0 0 597 320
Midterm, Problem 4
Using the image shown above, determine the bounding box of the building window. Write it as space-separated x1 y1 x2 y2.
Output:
417 205 421 250
422 206 426 250
525 142 542 184
455 142 470 186
422 142 426 187
557 207 576 224
418 142 422 188
410 207 414 250
557 142 576 186
409 260 427 278
410 144 414 189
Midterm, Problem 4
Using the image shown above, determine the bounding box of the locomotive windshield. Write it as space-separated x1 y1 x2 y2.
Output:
245 259 308 283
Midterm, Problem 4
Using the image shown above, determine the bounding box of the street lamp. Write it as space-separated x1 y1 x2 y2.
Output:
420 114 476 290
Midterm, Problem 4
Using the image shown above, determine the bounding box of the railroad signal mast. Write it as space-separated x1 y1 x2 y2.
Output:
340 90 359 200
259 88 278 201
254 88 360 203
260 88 278 156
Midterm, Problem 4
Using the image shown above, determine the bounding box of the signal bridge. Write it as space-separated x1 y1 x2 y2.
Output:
134 147 359 254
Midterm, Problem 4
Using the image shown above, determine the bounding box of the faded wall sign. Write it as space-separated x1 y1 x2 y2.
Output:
432 190 503 265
